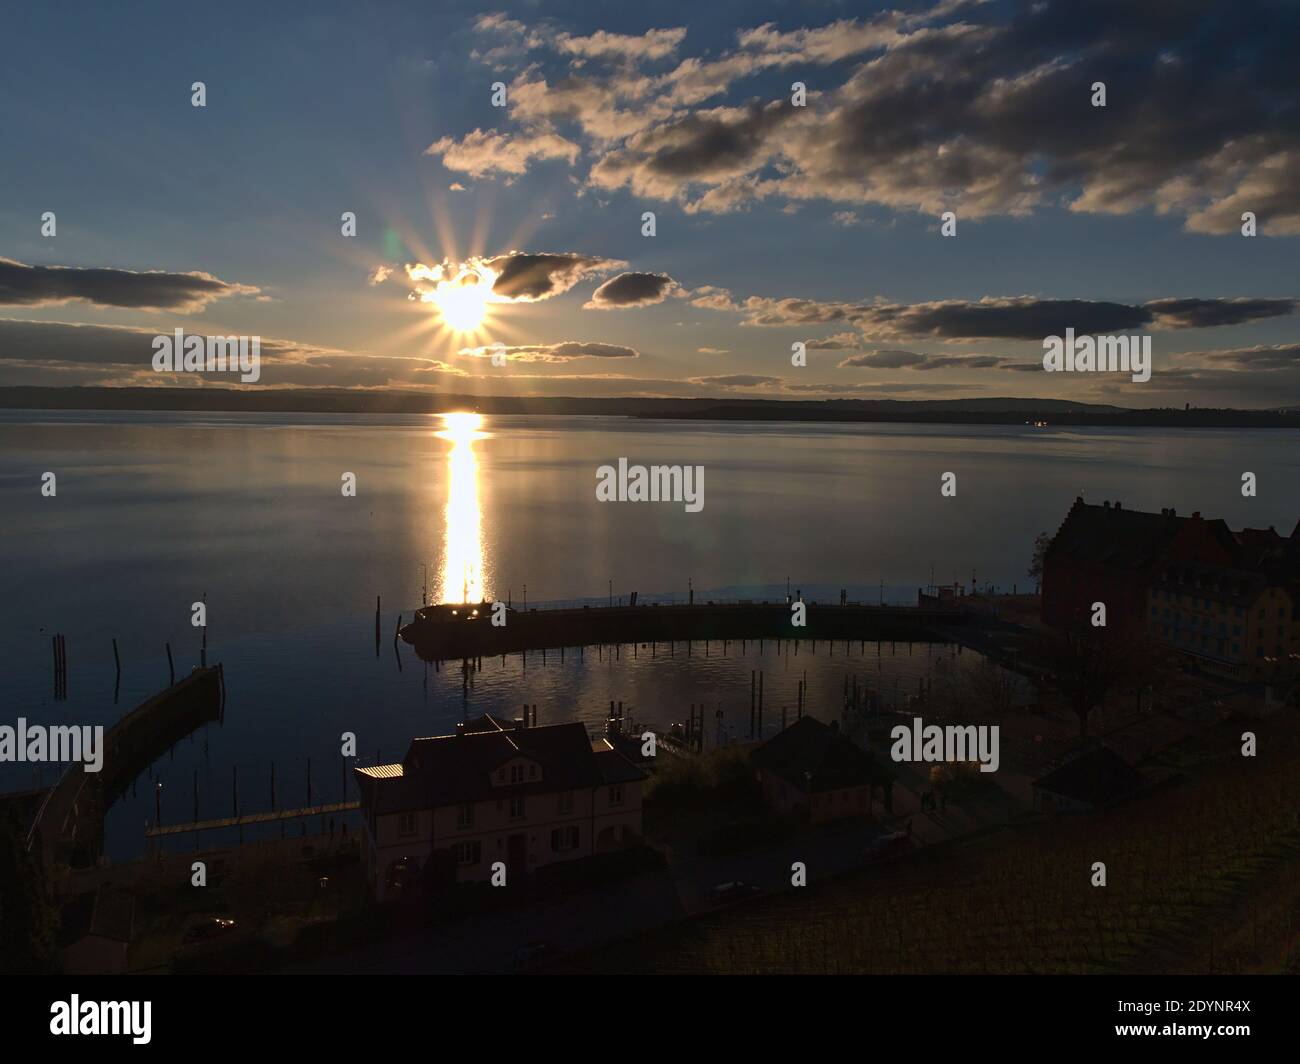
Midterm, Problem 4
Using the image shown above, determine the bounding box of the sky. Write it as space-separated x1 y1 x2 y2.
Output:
1 0 1298 407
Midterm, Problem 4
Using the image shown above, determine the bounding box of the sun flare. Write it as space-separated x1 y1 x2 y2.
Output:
426 267 491 333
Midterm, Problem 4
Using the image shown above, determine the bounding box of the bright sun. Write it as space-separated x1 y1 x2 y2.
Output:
430 267 491 332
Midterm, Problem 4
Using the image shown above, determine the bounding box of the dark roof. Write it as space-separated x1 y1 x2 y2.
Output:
1048 499 1300 582
1046 499 1199 571
751 717 892 794
592 742 648 785
357 715 611 813
1033 746 1146 807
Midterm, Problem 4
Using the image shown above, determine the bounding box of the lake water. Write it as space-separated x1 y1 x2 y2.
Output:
2 411 1297 857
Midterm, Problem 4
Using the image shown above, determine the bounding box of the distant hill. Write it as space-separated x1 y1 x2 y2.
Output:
1 386 1297 428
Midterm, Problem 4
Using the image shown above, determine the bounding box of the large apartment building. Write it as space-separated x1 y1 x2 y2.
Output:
354 713 645 900
1043 498 1300 684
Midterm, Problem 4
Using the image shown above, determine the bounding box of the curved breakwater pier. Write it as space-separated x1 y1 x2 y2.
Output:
399 600 989 663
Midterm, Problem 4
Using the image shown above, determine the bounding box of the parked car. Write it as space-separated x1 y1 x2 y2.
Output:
183 916 237 944
711 881 764 906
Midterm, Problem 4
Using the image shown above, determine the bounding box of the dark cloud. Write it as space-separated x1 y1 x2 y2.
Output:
1143 298 1298 329
0 257 258 312
484 252 621 301
585 271 680 309
855 298 1154 340
730 294 1298 338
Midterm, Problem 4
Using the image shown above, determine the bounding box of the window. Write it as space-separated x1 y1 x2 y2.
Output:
557 790 573 815
451 840 481 865
456 803 474 829
608 784 625 807
550 826 579 852
529 765 537 778
510 764 525 784
398 812 416 837
509 794 525 819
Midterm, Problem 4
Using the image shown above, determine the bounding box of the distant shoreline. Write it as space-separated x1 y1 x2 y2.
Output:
1 386 1298 428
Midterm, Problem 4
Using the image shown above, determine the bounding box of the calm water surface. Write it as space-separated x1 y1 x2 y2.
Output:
2 411 1296 857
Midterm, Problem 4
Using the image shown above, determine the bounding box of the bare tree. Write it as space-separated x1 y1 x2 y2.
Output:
1034 621 1143 738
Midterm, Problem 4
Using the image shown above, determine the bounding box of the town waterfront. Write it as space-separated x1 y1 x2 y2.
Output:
2 410 1297 858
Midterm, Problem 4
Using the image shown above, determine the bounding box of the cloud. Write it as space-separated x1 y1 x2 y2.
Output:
459 2 1300 230
688 373 781 388
405 251 623 305
0 256 258 312
367 266 393 285
1143 297 1298 329
707 292 1299 338
839 349 928 368
912 354 1005 370
839 349 1007 370
806 332 862 350
697 346 729 354
831 211 862 227
426 127 579 178
688 285 741 311
458 340 638 363
584 271 680 309
487 251 622 301
557 27 687 62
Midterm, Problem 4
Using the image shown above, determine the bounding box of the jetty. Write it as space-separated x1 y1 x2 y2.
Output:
400 598 991 662
26 665 225 872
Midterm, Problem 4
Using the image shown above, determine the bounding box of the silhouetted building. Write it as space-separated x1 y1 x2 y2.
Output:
1043 499 1300 682
354 714 645 900
751 716 893 821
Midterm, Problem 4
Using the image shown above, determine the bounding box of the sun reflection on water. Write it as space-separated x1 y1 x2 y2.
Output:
434 412 487 604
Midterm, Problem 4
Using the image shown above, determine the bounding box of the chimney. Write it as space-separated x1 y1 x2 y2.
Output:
1114 501 1121 510
1192 511 1201 520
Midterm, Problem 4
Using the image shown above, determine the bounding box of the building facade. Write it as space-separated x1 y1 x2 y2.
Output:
1043 498 1299 684
354 714 645 900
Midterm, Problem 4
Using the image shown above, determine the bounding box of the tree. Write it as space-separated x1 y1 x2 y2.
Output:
1034 622 1143 738
1028 531 1053 585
